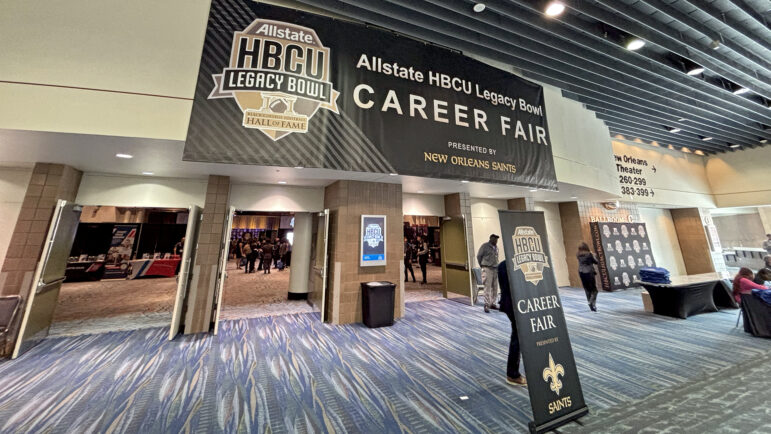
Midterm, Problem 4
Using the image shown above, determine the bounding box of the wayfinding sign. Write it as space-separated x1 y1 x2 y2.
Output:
498 210 588 433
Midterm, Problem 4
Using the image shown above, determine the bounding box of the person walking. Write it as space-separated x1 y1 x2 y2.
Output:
261 240 274 274
476 234 500 313
416 236 429 284
404 237 416 283
577 242 599 312
235 239 244 270
279 239 289 270
242 240 254 273
498 260 526 386
273 237 281 269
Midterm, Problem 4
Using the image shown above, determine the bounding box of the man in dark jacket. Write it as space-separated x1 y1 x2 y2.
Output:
498 260 526 386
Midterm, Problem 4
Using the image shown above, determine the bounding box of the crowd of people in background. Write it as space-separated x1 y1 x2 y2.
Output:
232 236 291 274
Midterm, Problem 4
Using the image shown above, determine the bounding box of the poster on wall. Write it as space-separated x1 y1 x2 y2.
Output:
103 224 138 279
590 222 656 291
183 1 557 190
361 215 386 267
498 210 588 432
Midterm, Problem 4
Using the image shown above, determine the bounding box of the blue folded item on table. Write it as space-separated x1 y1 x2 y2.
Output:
639 267 671 284
752 288 771 305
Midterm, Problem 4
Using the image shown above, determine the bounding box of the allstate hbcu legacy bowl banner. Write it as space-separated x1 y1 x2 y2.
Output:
184 1 557 189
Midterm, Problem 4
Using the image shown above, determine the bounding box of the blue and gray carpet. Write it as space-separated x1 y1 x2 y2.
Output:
0 288 768 433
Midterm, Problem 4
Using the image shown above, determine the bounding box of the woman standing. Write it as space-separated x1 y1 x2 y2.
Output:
416 236 429 284
577 242 599 312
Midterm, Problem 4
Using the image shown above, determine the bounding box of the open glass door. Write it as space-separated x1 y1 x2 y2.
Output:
12 200 82 358
440 215 474 305
168 205 202 340
308 209 329 322
212 206 235 335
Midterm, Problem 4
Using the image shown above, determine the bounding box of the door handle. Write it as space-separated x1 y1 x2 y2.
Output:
37 277 66 294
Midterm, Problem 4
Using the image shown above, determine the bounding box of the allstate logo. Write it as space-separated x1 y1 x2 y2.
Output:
364 224 383 248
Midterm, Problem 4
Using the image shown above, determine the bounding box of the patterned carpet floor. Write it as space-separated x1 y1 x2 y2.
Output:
0 287 768 433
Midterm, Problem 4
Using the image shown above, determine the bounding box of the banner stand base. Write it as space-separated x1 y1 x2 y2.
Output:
528 406 589 434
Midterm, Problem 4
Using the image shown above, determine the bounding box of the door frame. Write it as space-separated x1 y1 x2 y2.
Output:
12 200 81 358
212 206 235 335
168 205 203 340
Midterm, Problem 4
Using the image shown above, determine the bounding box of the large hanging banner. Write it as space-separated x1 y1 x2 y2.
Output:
183 1 557 190
498 210 588 433
590 222 656 291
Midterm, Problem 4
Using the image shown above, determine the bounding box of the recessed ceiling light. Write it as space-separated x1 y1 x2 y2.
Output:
678 117 687 122
571 196 577 199
545 2 565 17
115 153 133 159
472 3 485 13
729 144 741 148
389 173 398 176
667 127 681 133
277 181 287 184
417 190 424 193
701 136 713 141
760 139 768 144
686 66 704 76
487 195 493 198
626 38 645 51
544 199 551 202
529 188 538 192
710 40 721 50
294 166 304 169
461 180 470 183
142 171 154 175
733 87 750 95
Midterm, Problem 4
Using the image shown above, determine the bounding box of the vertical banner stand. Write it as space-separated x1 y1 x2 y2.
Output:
498 210 589 433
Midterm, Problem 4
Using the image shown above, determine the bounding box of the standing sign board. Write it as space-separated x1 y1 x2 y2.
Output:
590 222 656 291
498 210 588 433
360 215 386 267
184 1 557 190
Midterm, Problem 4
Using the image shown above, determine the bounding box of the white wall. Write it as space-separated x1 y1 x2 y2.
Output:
706 146 771 208
533 202 570 287
712 213 766 248
0 167 33 268
230 184 324 212
76 173 208 208
612 139 715 208
402 193 445 216
470 199 507 265
638 207 687 276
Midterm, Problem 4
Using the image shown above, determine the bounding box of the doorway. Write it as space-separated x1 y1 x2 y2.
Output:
47 206 190 337
215 210 314 321
12 201 201 358
403 215 444 302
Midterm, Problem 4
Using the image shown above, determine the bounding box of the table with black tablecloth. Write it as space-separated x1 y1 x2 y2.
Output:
639 272 737 319
740 293 771 338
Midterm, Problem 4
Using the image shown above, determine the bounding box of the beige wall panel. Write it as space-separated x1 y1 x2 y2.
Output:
706 146 771 208
638 207 687 276
230 184 324 212
402 193 445 217
0 167 33 270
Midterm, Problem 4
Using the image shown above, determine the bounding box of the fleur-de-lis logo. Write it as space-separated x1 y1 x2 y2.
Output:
542 353 565 395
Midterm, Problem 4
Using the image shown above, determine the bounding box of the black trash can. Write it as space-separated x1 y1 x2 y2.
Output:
361 281 396 328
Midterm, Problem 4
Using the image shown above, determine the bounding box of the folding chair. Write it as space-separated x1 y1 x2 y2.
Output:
472 267 485 305
0 295 22 355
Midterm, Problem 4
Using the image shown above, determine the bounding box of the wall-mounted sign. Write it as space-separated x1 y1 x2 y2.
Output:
614 154 655 199
361 215 386 267
590 222 656 291
498 210 588 432
184 1 557 189
589 215 636 223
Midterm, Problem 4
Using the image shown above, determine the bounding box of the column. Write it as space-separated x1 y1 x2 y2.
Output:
287 212 311 298
183 175 230 334
507 197 535 211
0 163 82 356
670 208 716 274
324 181 402 324
444 192 475 267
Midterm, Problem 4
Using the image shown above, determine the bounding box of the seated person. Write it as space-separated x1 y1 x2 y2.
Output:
753 267 771 286
732 267 769 303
